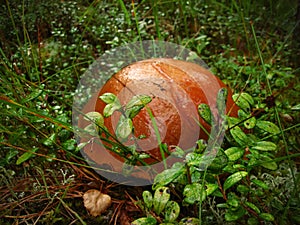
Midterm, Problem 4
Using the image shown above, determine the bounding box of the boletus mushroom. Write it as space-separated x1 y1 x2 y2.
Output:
78 58 239 184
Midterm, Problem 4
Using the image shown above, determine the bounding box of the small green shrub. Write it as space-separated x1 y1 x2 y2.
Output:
131 90 299 224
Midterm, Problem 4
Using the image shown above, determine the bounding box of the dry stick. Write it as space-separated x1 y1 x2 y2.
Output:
216 175 227 201
37 18 43 82
239 202 262 224
4 213 42 219
109 200 123 225
58 197 87 225
33 201 53 225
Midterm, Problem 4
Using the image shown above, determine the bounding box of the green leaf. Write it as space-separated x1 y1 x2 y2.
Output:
256 120 280 134
195 139 207 153
139 153 150 159
6 149 19 163
247 217 259 225
170 146 185 158
16 147 38 165
225 147 244 161
232 164 246 169
100 93 122 117
248 157 258 167
227 116 241 127
116 115 133 139
62 139 76 151
99 93 118 104
216 203 228 208
185 152 203 167
232 93 251 112
259 154 277 170
251 179 269 190
21 88 43 103
205 183 219 196
103 102 122 117
153 163 185 190
76 142 88 151
244 116 256 129
207 148 229 172
238 110 256 129
1 149 19 166
153 187 170 215
85 111 104 127
46 153 56 162
212 190 223 198
198 103 213 125
225 206 246 221
237 184 250 194
227 192 240 207
222 163 238 173
84 124 98 136
142 191 153 209
179 217 200 225
230 126 249 146
240 92 254 105
43 133 56 146
131 216 157 225
251 141 277 151
227 198 239 208
164 201 180 222
183 183 206 204
125 95 152 119
259 213 274 221
57 129 72 142
291 103 300 111
223 171 248 191
244 201 261 214
190 166 201 183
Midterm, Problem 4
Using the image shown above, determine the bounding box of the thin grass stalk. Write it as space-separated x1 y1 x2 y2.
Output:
231 0 251 53
179 0 189 38
151 0 161 39
118 0 132 26
251 22 297 203
132 1 143 42
145 106 167 169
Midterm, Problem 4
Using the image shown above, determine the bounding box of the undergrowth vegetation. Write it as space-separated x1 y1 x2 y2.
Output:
0 0 299 224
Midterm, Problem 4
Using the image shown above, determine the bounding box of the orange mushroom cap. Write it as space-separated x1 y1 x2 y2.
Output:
78 58 239 183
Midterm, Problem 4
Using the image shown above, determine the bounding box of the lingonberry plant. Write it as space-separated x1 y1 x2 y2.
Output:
131 90 281 224
81 93 153 172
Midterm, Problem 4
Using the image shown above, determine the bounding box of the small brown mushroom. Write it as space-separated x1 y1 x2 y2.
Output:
83 189 112 217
